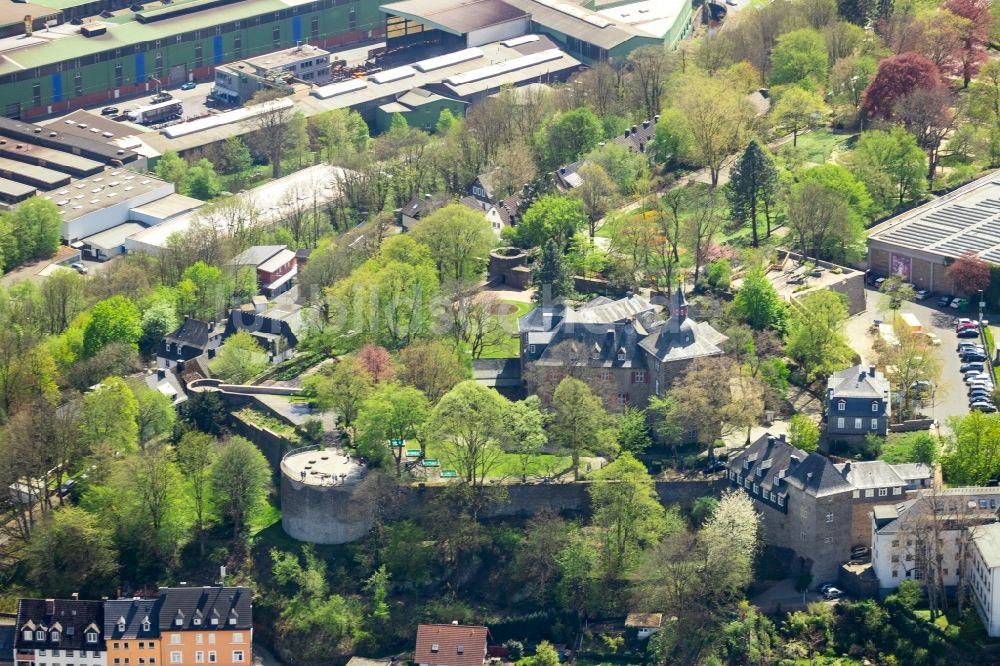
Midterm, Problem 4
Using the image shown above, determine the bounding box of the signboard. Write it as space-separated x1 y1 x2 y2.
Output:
891 253 912 281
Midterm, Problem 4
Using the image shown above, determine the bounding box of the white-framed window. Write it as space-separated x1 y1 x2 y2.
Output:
878 488 888 497
837 400 845 411
208 635 215 645
232 634 244 644
633 370 646 384
837 417 845 429
210 617 218 626
865 489 874 497
39 650 46 656
528 344 535 354
826 512 834 523
196 635 204 645
23 630 32 641
86 633 98 644
50 632 59 642
871 419 878 430
170 635 181 645
36 631 45 641
617 352 625 361
193 618 201 626
142 620 150 632
854 418 863 429
196 652 205 663
871 401 879 412
232 651 244 663
170 653 182 664
208 652 217 663
592 350 600 360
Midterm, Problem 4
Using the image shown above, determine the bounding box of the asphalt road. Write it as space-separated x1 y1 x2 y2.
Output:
848 288 995 429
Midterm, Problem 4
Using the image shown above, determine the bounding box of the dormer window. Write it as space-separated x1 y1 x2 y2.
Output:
617 352 625 361
174 611 184 627
118 617 127 633
51 631 60 642
36 631 45 641
431 644 439 653
871 401 879 412
142 619 151 632
210 617 218 626
86 632 98 644
193 618 201 626
23 630 32 641
837 400 846 411
456 645 464 655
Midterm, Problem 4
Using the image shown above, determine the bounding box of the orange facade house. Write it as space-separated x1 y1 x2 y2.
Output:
157 588 252 666
105 599 161 666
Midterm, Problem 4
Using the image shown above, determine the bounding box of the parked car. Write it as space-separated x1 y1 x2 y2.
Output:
150 91 173 103
874 277 887 290
910 380 932 395
962 352 988 363
958 341 985 351
915 289 930 300
972 401 998 413
101 106 119 116
958 328 981 338
702 460 726 475
956 317 976 327
180 81 196 90
817 583 837 594
966 373 990 384
939 294 954 307
69 262 88 274
952 297 969 309
824 587 844 600
962 362 986 373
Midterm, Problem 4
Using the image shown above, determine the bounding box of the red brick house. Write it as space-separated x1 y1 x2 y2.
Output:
414 624 487 666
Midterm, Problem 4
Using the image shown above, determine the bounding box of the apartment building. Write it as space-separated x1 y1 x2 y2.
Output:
104 599 160 666
157 588 252 666
14 598 106 666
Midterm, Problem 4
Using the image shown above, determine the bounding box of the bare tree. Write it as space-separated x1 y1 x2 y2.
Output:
248 90 294 178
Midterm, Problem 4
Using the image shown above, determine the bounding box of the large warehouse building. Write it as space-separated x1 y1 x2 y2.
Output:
0 0 386 120
868 171 1000 294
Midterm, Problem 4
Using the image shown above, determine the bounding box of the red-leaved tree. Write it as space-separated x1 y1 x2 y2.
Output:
944 0 990 87
862 52 943 120
946 252 992 294
357 343 395 383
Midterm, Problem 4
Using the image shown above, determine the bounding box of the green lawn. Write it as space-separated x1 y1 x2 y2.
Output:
779 129 855 168
420 441 572 480
477 299 535 359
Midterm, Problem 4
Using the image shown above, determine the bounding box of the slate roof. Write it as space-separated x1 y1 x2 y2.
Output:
827 365 890 399
402 193 450 220
164 318 217 349
494 193 523 226
229 245 286 267
103 599 160 640
156 587 251 632
835 461 906 490
727 433 855 498
15 599 104 651
472 358 522 387
555 117 658 189
414 624 488 666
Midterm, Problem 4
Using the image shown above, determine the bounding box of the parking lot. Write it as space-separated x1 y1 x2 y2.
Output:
847 288 998 429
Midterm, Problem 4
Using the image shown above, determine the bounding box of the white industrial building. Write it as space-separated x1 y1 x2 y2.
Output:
126 164 346 254
871 488 1000 637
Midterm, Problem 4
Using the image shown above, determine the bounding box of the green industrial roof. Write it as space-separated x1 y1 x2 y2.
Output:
0 0 286 75
27 0 99 11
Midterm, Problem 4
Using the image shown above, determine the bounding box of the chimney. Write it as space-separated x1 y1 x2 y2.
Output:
559 167 566 174
623 129 630 137
631 125 638 133
869 365 876 377
790 454 801 465
451 620 459 625
844 462 851 474
642 120 650 129
71 593 79 600
779 433 786 442
184 314 189 321
654 114 660 123
639 142 645 153
424 193 431 200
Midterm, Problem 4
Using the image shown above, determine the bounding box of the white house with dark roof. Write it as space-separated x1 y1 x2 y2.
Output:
14 599 106 666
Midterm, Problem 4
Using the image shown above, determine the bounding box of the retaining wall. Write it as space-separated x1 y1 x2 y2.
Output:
278 473 727 544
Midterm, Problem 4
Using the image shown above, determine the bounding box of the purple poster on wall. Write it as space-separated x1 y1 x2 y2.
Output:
891 253 911 281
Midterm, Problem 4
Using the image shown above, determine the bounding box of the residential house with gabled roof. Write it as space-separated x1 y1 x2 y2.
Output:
103 599 160 666
156 317 225 371
229 245 298 299
157 587 251 666
519 287 725 408
727 433 933 581
826 364 891 439
14 598 106 666
414 624 488 666
554 116 658 191
400 193 450 231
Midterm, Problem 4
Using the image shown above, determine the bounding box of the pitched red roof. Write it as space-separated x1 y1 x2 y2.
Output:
414 624 487 666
